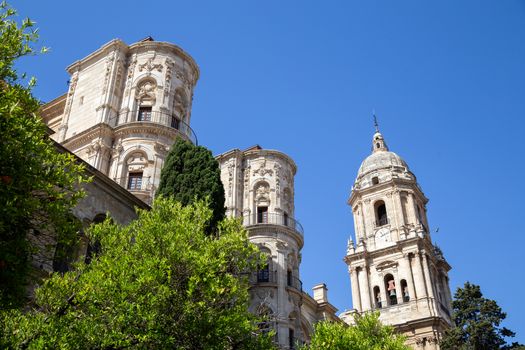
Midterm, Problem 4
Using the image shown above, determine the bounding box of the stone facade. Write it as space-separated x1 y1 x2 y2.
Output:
41 37 199 204
340 130 453 349
217 146 338 349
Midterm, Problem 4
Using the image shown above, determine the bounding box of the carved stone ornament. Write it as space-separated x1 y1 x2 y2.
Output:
255 184 270 199
137 80 156 98
227 161 235 197
125 55 138 96
102 55 115 94
138 57 163 73
154 142 168 155
127 152 148 165
64 73 79 115
164 58 174 98
375 260 398 271
112 139 124 157
253 160 273 177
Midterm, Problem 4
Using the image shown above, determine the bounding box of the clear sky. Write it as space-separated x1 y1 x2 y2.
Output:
15 0 525 342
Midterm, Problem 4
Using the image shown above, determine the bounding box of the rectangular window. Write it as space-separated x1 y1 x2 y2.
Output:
127 172 143 190
289 329 295 349
257 206 268 224
287 270 292 287
171 116 180 129
257 265 270 283
283 212 289 226
138 107 152 121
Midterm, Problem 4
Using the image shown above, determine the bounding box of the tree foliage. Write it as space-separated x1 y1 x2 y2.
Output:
1 198 274 349
441 282 522 350
0 2 87 308
302 312 409 350
157 139 225 232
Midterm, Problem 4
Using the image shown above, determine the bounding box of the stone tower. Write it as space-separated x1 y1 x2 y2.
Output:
217 146 337 349
340 127 453 349
41 37 199 204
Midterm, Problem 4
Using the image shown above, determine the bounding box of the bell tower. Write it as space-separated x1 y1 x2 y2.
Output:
341 123 453 349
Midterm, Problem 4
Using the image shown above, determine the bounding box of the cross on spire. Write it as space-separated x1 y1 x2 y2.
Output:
373 112 379 132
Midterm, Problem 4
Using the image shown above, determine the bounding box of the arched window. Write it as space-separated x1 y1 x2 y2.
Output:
373 286 382 308
256 304 275 337
384 274 398 305
401 279 409 302
375 200 388 226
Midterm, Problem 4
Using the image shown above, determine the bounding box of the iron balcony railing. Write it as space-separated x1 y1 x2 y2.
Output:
286 275 303 293
251 270 277 285
242 212 304 237
109 110 198 145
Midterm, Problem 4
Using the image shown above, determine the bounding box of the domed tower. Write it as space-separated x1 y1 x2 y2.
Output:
217 146 337 349
41 37 199 204
341 125 453 349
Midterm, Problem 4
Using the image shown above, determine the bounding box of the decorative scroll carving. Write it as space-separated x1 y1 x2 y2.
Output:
253 160 273 177
227 161 235 197
164 58 174 98
243 166 250 198
255 184 270 199
63 72 79 115
125 55 137 96
137 80 156 98
138 57 163 73
102 55 115 94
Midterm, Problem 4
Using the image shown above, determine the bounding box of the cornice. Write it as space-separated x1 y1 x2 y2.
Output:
63 123 115 150
349 178 428 205
246 224 304 249
113 122 187 140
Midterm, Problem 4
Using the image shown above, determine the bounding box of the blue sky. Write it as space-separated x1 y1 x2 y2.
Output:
16 0 525 342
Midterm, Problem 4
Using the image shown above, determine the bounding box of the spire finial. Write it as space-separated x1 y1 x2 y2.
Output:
373 110 379 133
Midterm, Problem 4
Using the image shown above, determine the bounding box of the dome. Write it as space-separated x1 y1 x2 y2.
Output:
357 150 408 177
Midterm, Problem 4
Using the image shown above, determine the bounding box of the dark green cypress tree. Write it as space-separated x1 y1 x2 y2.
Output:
157 139 225 231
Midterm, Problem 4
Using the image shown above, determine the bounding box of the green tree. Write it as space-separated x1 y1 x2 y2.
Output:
0 2 87 308
1 198 274 349
302 312 409 350
441 282 522 350
157 139 225 232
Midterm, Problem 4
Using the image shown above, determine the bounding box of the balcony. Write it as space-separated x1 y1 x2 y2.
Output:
110 110 198 145
242 212 304 237
286 275 303 293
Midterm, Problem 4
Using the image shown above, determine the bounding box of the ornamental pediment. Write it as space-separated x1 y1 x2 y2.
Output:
375 260 398 271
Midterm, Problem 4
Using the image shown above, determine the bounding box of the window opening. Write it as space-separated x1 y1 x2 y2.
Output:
257 263 270 283
287 270 293 287
372 176 379 185
138 106 152 121
257 206 268 224
385 275 398 305
171 115 180 129
289 328 295 349
283 212 289 226
401 279 410 302
127 172 143 191
375 201 388 226
374 286 382 308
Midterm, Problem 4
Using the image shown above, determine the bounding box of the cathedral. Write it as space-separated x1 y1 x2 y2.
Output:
41 37 452 349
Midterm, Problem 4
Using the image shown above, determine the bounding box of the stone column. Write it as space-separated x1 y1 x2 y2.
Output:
397 193 406 226
407 193 418 226
350 267 362 311
412 252 427 299
358 265 372 311
404 254 417 301
422 253 438 314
